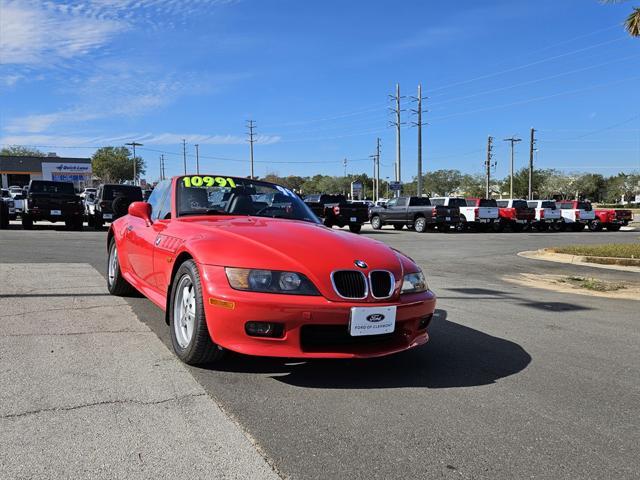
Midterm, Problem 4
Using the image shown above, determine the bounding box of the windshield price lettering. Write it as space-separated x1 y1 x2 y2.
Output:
182 176 237 188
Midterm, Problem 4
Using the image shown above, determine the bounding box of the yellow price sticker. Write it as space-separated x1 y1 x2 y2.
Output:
182 176 237 188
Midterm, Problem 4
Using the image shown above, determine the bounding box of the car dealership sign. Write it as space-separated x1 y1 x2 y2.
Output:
42 162 92 184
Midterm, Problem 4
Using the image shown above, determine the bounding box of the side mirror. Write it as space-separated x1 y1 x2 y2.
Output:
128 201 152 226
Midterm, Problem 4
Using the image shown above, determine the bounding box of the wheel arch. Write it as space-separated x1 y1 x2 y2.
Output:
164 250 195 324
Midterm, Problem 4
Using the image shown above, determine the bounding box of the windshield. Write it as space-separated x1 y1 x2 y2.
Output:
102 185 143 201
512 200 529 209
30 181 75 195
177 175 320 223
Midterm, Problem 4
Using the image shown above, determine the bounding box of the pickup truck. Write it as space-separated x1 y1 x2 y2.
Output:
495 199 536 232
527 200 561 231
431 197 499 231
1 189 16 221
369 196 460 233
303 194 369 233
21 180 84 230
556 200 595 231
590 208 633 231
87 184 143 229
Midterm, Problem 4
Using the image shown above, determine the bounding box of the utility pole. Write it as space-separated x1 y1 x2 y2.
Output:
411 84 427 197
503 136 522 198
125 141 143 185
485 136 494 198
195 144 200 175
376 137 381 201
246 120 256 179
389 83 405 196
343 158 347 177
528 128 536 200
182 139 187 175
160 154 165 181
159 155 163 181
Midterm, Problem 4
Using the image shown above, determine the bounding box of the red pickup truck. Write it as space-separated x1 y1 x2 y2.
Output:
590 208 634 231
495 199 536 232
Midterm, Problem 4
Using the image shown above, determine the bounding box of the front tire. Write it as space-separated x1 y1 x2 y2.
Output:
348 224 362 233
169 260 224 365
107 239 136 296
606 224 621 232
370 215 382 230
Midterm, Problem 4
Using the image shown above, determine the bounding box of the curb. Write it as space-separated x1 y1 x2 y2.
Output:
518 249 640 273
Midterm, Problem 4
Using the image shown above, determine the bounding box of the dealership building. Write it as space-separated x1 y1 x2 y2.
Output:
0 154 92 189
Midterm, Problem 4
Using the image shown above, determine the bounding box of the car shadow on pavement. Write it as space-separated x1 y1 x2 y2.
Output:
207 309 532 389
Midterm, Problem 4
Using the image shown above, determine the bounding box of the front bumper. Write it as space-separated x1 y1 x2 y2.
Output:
199 264 437 358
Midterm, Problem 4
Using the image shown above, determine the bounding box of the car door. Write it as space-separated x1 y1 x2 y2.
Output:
393 197 409 222
125 181 170 287
382 198 398 222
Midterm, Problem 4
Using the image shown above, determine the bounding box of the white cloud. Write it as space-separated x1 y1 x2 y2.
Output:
0 0 125 65
0 132 280 148
133 133 281 145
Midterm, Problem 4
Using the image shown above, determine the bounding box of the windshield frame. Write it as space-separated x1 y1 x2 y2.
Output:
174 175 320 224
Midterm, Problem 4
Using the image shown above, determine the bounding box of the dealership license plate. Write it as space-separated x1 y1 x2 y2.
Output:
349 306 397 336
103 213 113 219
445 217 451 221
350 216 357 222
51 210 61 216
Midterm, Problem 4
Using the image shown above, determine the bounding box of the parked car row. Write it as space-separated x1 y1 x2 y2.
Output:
0 180 145 231
366 196 633 233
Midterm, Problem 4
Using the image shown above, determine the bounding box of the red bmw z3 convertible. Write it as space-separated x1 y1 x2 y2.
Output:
107 175 437 365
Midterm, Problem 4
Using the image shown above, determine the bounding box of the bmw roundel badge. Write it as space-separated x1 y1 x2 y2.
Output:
354 260 368 269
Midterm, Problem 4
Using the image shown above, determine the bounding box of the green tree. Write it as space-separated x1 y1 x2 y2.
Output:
91 146 145 183
0 145 45 156
422 169 464 195
459 173 486 197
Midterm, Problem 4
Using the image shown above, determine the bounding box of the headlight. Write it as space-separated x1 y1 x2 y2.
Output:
401 271 428 294
225 268 320 295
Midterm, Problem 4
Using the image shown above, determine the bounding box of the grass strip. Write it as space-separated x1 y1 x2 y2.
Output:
549 243 640 259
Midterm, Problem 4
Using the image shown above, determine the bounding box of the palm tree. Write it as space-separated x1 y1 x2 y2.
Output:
626 7 640 36
603 1 640 37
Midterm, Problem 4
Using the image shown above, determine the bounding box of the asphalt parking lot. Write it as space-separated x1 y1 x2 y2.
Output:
1 224 639 479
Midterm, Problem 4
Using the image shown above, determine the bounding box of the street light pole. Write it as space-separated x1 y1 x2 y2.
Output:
125 142 143 185
503 136 522 198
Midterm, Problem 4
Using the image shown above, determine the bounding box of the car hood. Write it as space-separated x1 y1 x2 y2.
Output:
179 216 413 301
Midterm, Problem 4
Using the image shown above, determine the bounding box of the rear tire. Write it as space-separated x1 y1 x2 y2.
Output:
606 224 621 232
348 224 362 233
107 238 136 296
414 216 427 233
323 218 333 228
589 220 603 232
169 260 224 365
370 216 382 230
572 223 586 232
21 215 33 230
0 203 8 229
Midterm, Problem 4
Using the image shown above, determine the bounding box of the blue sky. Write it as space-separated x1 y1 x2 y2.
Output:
1 0 639 182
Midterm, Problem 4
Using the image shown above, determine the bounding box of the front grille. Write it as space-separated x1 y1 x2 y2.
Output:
331 270 367 299
369 270 394 298
300 324 396 351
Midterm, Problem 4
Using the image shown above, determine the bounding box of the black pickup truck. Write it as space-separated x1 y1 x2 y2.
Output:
21 180 84 230
369 196 460 233
303 194 369 233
